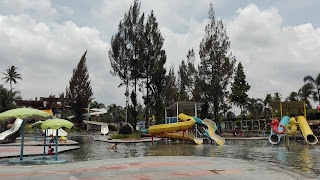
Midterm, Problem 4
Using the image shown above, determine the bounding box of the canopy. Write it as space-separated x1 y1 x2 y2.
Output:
41 119 74 130
0 108 52 161
29 121 44 129
0 108 52 121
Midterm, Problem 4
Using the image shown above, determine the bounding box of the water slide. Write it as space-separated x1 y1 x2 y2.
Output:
202 119 225 145
194 117 225 146
0 118 23 143
148 113 203 144
269 116 289 145
155 131 203 144
68 108 107 119
285 117 298 135
101 123 109 135
44 128 68 137
297 116 318 145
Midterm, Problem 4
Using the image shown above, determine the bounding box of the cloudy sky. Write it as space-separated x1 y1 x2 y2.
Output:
0 0 319 111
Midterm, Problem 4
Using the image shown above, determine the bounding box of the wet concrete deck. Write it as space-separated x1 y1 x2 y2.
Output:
0 156 315 180
0 139 79 158
0 145 80 158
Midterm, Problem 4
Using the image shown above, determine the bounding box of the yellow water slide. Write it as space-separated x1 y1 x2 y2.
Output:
285 117 298 135
202 119 225 146
297 116 318 145
41 109 54 116
156 131 203 144
148 113 202 144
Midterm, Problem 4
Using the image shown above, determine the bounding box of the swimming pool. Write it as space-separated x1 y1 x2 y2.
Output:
1 135 320 177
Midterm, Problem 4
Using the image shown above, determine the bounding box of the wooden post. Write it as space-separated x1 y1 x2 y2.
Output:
151 135 153 144
20 119 26 161
176 102 179 123
43 129 47 157
183 130 185 145
55 129 58 161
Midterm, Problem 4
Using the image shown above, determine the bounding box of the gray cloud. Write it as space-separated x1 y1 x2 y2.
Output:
0 0 319 110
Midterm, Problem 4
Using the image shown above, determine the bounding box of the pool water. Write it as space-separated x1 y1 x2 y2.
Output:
2 135 320 177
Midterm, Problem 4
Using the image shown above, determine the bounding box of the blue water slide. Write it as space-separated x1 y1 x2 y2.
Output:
269 116 290 145
193 117 225 145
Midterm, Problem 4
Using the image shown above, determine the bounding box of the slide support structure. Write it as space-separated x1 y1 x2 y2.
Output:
183 130 185 145
151 135 153 144
20 119 26 161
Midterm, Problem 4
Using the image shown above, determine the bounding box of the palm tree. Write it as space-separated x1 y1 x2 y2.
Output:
263 94 272 118
107 104 125 123
298 83 313 109
90 101 106 109
286 91 299 101
0 85 22 112
303 73 320 106
1 66 22 90
245 98 263 120
272 92 282 102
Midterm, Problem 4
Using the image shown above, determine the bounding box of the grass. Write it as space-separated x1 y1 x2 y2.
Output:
111 131 142 139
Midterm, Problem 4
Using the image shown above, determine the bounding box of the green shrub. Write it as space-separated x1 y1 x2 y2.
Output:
111 132 141 139
236 119 241 128
307 109 320 120
119 124 132 134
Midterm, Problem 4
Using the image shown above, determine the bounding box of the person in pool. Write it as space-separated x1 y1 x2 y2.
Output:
106 141 118 149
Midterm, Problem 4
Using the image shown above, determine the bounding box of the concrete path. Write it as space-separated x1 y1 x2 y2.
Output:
0 156 315 180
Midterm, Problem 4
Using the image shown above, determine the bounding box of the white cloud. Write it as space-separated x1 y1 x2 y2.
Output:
1 1 320 110
0 14 125 106
0 0 58 22
227 4 320 102
160 18 207 71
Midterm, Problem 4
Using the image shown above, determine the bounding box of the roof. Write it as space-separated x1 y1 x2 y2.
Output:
270 101 305 109
308 120 320 125
166 102 205 110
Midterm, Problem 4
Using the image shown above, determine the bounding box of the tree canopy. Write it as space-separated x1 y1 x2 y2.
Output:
198 3 236 133
66 50 93 130
230 62 250 114
1 66 22 90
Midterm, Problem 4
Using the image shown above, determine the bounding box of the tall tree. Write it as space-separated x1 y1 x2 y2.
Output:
109 19 130 124
1 66 22 91
66 51 93 130
109 0 145 129
107 104 125 123
177 60 189 101
178 49 197 101
198 3 235 133
163 66 178 108
143 10 167 127
303 73 320 106
230 62 250 117
263 93 272 118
